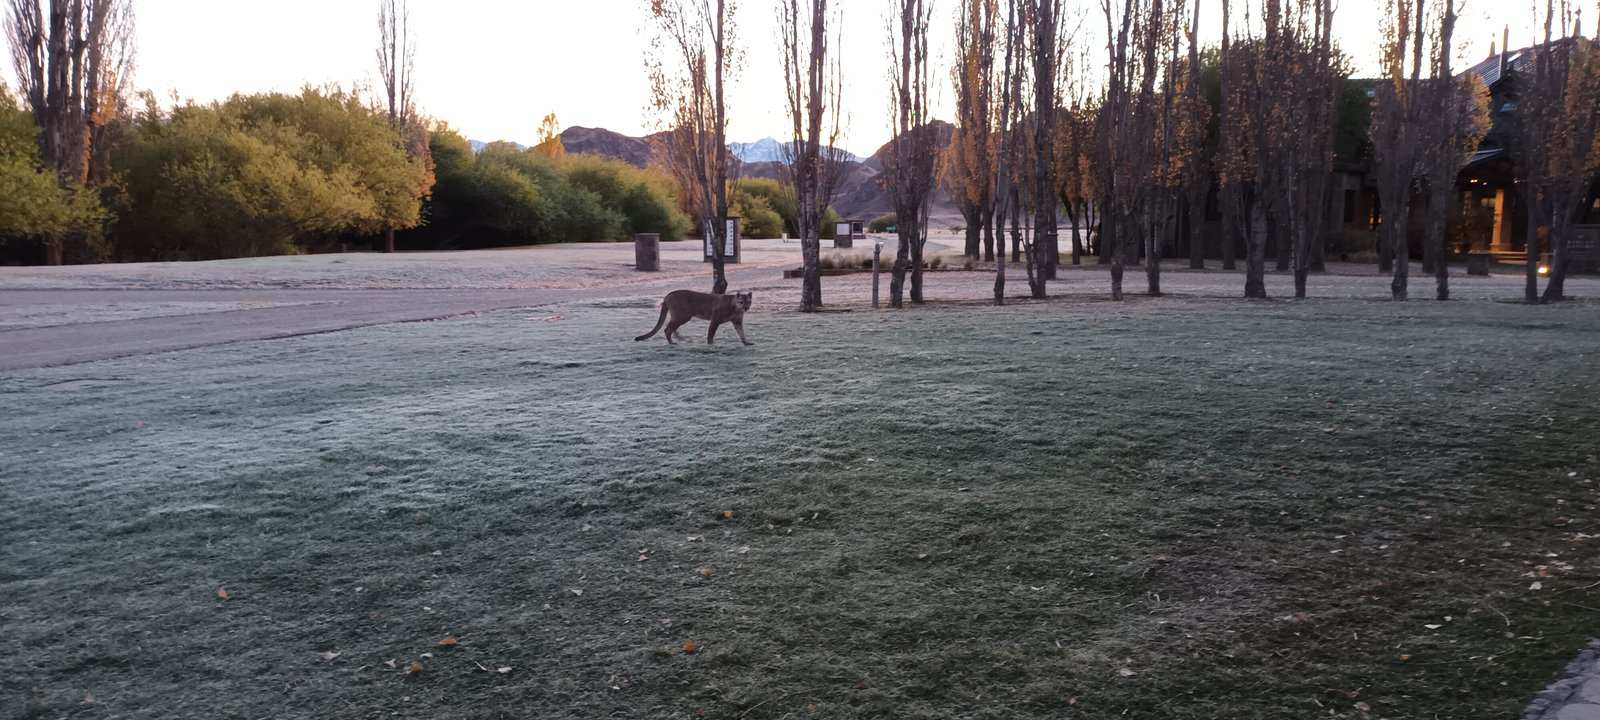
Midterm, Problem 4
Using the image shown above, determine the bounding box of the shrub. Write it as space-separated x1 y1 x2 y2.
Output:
730 183 785 239
868 212 897 233
115 88 424 259
405 132 689 249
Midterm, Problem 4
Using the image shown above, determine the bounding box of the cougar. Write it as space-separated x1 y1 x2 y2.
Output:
635 290 755 346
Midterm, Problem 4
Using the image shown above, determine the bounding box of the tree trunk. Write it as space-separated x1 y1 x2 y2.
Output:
994 249 1006 305
1379 216 1394 274
384 228 396 253
1524 189 1541 304
1389 218 1409 301
964 218 982 258
45 236 64 266
1293 223 1309 299
1245 210 1267 299
910 225 926 304
890 238 909 309
1542 218 1569 303
1427 186 1451 301
801 205 822 312
1146 216 1162 296
1110 230 1124 301
710 217 729 294
1221 186 1239 271
1310 185 1329 273
1274 220 1291 271
1068 200 1084 265
983 216 996 261
1187 192 1205 270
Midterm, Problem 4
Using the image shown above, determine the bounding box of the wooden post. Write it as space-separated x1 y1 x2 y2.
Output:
635 234 661 271
872 242 882 309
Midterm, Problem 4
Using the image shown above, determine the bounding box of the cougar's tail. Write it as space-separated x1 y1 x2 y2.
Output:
635 305 668 341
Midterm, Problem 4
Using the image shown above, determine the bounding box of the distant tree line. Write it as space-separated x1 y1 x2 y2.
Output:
0 0 691 264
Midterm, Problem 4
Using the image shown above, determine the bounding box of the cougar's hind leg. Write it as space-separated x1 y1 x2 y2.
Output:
663 319 689 345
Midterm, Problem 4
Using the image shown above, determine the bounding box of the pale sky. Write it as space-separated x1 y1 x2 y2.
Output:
3 1 1553 155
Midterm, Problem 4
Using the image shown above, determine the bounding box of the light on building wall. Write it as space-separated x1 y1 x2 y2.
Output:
1538 264 1551 276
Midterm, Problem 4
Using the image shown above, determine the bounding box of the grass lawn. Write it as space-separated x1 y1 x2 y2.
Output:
3 295 1599 719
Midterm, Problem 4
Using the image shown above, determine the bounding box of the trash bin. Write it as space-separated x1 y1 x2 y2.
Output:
635 233 660 272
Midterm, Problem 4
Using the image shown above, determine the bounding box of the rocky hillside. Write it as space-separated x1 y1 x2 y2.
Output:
557 127 659 168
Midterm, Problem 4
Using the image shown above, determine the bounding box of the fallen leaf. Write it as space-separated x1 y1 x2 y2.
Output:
1424 624 1442 630
638 555 650 562
683 641 698 654
498 666 513 675
420 652 433 659
1117 667 1136 677
406 662 424 675
697 568 712 578
439 637 458 646
474 661 489 672
1355 701 1372 712
384 659 397 668
430 550 442 556
1530 581 1544 591
1399 653 1413 661
571 588 584 596
722 510 734 519
82 692 95 704
320 651 341 661
216 587 229 600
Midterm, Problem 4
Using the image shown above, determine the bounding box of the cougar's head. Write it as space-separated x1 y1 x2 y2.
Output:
736 291 753 311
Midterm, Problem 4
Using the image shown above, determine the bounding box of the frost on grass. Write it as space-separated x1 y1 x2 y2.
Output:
1 299 1598 719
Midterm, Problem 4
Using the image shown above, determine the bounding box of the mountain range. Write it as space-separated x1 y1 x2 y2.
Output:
728 137 865 164
535 125 959 223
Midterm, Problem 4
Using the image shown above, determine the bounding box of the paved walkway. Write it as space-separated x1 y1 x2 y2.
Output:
1525 643 1600 720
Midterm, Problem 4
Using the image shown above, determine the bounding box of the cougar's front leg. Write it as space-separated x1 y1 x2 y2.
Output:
732 318 754 346
706 320 721 345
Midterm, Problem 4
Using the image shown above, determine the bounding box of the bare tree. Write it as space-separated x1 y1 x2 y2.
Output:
1521 5 1600 302
1237 0 1338 299
6 0 133 265
1025 0 1064 291
1216 0 1255 279
377 0 417 254
1055 43 1099 267
991 0 1026 304
943 0 999 261
1096 0 1176 300
648 0 738 295
1180 0 1209 271
1370 0 1426 300
779 0 846 312
884 0 938 307
1413 0 1490 300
